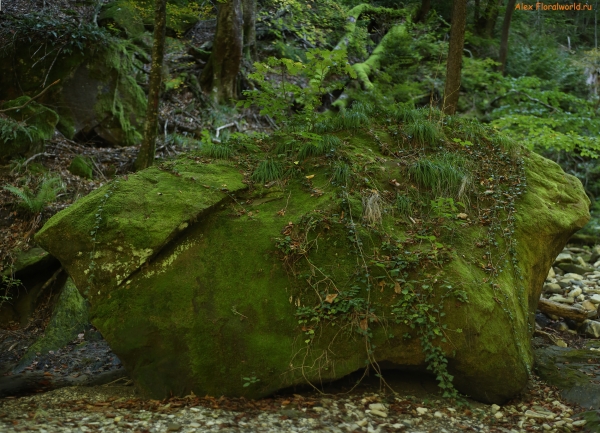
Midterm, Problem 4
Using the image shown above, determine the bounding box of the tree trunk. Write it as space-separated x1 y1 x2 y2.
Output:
498 0 516 74
443 0 467 115
414 0 431 23
135 0 167 171
475 0 501 37
474 0 480 23
200 0 243 104
243 0 257 61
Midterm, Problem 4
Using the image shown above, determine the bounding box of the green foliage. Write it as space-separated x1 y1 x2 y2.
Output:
240 48 357 127
252 159 284 184
259 0 347 50
0 13 110 56
489 76 600 157
395 193 412 216
331 161 350 185
3 176 65 214
391 282 467 398
242 374 260 387
0 275 21 309
0 117 36 144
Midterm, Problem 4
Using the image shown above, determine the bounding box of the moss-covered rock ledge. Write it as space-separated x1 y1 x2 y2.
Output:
35 108 590 404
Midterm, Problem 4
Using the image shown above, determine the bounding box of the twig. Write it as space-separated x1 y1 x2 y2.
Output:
90 157 108 182
215 122 235 138
0 80 61 113
265 115 279 130
22 152 50 167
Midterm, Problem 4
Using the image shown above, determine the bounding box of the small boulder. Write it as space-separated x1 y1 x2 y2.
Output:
555 253 573 264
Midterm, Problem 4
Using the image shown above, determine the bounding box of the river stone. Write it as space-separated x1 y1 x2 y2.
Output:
35 143 590 404
546 267 556 279
558 263 593 275
535 345 600 409
548 295 575 305
554 253 573 264
543 283 562 294
590 294 600 305
563 273 584 281
582 300 598 313
567 288 582 298
582 320 600 338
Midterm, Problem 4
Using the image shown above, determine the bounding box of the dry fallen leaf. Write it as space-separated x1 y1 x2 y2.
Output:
394 281 402 294
359 318 368 331
457 213 468 220
325 293 338 303
305 174 315 179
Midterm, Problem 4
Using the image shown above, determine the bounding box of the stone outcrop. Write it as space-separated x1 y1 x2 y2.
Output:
35 121 590 404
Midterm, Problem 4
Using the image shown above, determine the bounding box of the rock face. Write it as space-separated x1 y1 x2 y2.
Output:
35 127 590 404
0 28 146 147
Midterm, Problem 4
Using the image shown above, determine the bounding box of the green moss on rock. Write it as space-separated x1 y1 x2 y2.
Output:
35 115 590 404
16 278 88 370
69 155 94 179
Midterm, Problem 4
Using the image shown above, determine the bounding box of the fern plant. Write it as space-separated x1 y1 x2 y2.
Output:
3 176 65 214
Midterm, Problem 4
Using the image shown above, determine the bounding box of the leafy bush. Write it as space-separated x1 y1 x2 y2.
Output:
240 48 356 128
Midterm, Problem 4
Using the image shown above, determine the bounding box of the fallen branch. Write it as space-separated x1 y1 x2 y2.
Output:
538 297 591 322
22 152 51 168
0 80 61 113
215 122 236 138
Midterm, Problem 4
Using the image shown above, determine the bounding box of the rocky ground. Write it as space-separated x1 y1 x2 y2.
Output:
0 369 595 433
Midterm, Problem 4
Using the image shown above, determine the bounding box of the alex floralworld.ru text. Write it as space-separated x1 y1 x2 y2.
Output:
515 2 593 10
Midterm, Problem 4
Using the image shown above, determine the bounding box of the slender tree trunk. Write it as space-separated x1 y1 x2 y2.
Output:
498 0 516 74
475 0 501 37
415 0 431 23
243 0 257 60
135 0 167 171
443 0 468 115
200 0 243 104
474 0 480 23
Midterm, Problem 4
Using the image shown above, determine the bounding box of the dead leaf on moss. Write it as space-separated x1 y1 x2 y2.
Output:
325 293 337 303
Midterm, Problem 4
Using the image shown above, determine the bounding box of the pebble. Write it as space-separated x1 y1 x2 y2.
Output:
543 283 562 294
567 287 582 298
416 407 428 415
555 253 573 263
582 320 600 338
590 294 600 304
548 295 574 304
563 273 584 281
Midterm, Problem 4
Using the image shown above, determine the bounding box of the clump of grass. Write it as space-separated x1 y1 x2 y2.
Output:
457 119 487 142
314 103 372 133
331 161 350 185
201 143 233 159
252 159 284 184
408 154 469 199
298 135 341 160
395 193 412 216
404 118 443 146
3 176 65 214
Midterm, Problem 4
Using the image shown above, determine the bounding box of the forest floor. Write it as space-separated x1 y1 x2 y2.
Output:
0 346 595 433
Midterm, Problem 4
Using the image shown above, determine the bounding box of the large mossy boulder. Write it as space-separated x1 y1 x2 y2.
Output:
0 18 146 147
35 110 590 404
